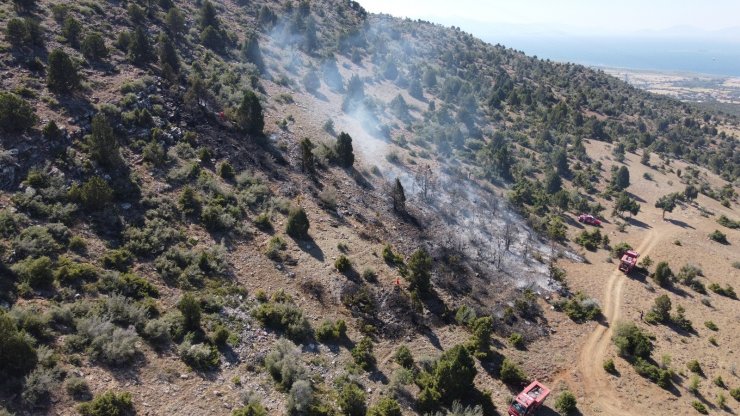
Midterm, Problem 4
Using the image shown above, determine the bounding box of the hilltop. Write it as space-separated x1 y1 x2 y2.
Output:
0 0 738 415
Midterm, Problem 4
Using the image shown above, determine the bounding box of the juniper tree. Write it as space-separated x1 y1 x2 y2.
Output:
391 178 406 212
81 33 109 62
299 138 315 173
236 90 264 135
128 27 153 66
335 132 355 168
47 49 79 93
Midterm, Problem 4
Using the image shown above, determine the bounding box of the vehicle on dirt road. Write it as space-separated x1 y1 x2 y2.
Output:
618 250 639 273
578 213 602 226
508 380 550 416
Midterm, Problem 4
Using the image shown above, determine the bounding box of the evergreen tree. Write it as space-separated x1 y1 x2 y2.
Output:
286 206 310 239
199 1 220 29
611 166 630 191
236 90 264 135
128 27 153 66
0 92 36 133
335 132 355 168
299 138 315 173
158 33 180 78
407 248 432 294
391 178 406 212
0 312 38 378
62 16 81 48
47 49 79 93
166 8 186 36
177 293 201 330
545 170 562 194
87 114 120 168
241 34 265 72
81 32 108 62
655 194 677 220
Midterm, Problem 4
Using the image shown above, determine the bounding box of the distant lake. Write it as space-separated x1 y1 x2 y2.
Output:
487 36 740 77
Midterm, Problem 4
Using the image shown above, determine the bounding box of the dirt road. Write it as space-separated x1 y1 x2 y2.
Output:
572 228 660 415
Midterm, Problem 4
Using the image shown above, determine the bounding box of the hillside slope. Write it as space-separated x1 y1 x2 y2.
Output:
0 0 738 415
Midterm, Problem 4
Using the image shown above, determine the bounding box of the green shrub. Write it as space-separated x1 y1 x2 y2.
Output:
62 16 81 47
612 322 652 359
235 89 264 135
394 345 414 369
0 312 38 378
351 337 375 371
81 32 108 62
0 92 36 133
217 162 235 180
0 209 21 237
381 244 404 266
47 49 79 93
13 225 64 258
691 401 708 414
335 255 351 272
575 228 603 251
69 176 113 211
500 357 526 384
556 292 602 322
232 403 268 416
87 114 121 168
253 301 312 342
717 215 740 229
78 391 134 416
200 202 237 232
315 319 346 343
286 206 309 239
142 318 171 346
337 381 366 416
75 317 140 366
406 248 432 294
178 340 220 370
366 398 402 416
178 186 201 217
12 256 54 288
69 236 87 253
687 360 703 375
714 375 725 388
142 140 166 166
730 387 740 401
611 242 632 258
708 283 737 299
128 27 153 65
97 272 159 299
22 367 58 407
508 332 525 349
264 339 305 390
210 324 230 347
603 358 616 373
177 293 201 331
65 376 90 400
102 249 133 272
554 390 577 414
652 262 673 287
633 357 672 388
54 256 98 283
709 230 728 244
688 375 700 395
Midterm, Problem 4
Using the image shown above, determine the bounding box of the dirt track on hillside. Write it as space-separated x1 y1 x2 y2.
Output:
572 226 663 415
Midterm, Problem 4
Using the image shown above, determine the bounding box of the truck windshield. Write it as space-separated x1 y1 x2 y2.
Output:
512 402 527 414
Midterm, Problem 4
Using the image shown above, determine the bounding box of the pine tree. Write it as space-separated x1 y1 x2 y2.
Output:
391 178 406 212
241 34 264 72
0 92 36 133
286 206 310 239
81 32 108 62
158 33 180 80
299 138 315 173
128 27 153 66
407 248 432 294
335 132 355 168
62 16 81 48
47 49 79 93
235 90 264 135
87 114 120 168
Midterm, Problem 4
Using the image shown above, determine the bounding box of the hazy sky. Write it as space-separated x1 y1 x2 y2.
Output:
359 0 740 36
